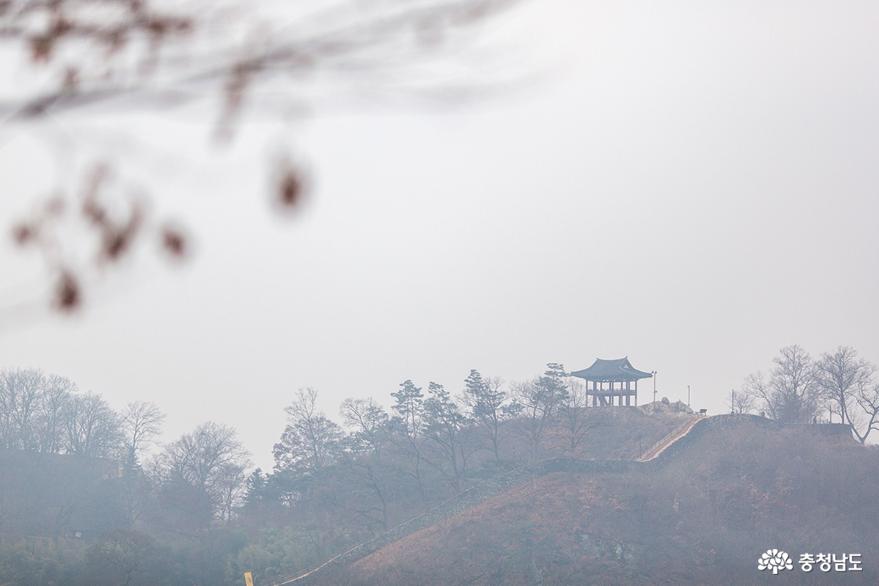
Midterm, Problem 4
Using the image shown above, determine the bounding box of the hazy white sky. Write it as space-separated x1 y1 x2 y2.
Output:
2 0 878 468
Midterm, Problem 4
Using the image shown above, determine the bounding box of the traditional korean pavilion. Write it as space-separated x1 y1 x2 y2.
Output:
569 357 653 407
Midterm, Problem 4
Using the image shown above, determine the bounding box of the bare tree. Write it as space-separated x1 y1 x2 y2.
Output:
273 387 344 473
510 364 568 461
744 346 820 424
0 369 46 450
728 388 756 415
215 461 248 523
35 374 76 454
61 391 123 458
510 362 568 459
159 421 249 519
510 380 542 459
815 346 875 425
120 401 166 466
0 370 85 453
339 397 393 530
849 381 879 445
558 378 590 453
742 373 769 417
811 347 879 444
341 397 389 458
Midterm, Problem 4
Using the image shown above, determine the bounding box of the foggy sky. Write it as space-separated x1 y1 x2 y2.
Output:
2 0 878 468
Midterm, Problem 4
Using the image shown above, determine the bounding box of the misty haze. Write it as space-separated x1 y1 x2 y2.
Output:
1 0 878 585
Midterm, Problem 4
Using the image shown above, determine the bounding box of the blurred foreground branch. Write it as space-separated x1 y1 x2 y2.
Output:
0 0 523 314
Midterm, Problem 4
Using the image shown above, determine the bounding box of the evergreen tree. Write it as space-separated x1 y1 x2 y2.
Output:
391 380 424 441
390 380 428 502
424 382 469 490
463 369 507 463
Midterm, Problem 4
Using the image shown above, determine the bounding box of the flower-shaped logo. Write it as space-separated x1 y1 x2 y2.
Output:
757 549 793 574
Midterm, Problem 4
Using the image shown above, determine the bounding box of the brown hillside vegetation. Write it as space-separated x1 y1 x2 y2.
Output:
333 416 879 585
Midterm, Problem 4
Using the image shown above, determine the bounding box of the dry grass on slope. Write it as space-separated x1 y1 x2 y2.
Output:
339 418 879 586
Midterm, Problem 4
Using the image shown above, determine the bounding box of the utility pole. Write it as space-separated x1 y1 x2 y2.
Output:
688 385 691 408
652 371 657 404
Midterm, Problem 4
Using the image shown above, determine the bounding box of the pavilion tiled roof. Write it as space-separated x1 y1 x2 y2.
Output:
569 357 653 382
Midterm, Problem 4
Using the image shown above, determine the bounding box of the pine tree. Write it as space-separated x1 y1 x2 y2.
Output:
390 380 428 502
463 369 507 463
424 382 469 490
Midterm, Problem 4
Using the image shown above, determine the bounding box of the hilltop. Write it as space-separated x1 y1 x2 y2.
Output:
326 416 878 585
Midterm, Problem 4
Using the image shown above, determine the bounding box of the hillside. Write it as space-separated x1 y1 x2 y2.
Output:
329 416 878 585
0 404 692 585
0 449 125 539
